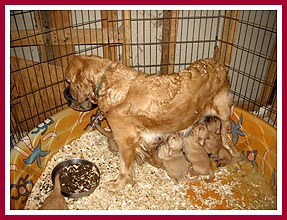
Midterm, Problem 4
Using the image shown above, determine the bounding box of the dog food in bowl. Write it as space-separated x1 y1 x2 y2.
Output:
64 86 97 111
51 158 100 198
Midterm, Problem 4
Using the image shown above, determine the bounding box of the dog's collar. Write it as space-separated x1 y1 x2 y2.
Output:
95 64 111 98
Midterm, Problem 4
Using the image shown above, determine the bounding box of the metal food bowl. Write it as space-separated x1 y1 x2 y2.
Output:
51 158 100 198
64 86 97 112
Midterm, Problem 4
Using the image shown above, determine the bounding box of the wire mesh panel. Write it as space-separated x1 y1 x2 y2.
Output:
10 9 277 146
222 10 277 126
10 10 70 146
128 10 222 73
175 10 222 71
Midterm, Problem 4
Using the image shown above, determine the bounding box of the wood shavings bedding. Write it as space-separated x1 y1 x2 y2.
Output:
24 130 276 210
187 165 276 210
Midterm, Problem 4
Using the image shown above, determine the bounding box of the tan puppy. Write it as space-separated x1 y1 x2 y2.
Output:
158 133 195 182
204 116 241 167
183 124 214 182
39 173 68 210
65 55 232 191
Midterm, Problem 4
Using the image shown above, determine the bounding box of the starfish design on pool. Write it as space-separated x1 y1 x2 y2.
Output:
230 114 247 146
23 141 50 168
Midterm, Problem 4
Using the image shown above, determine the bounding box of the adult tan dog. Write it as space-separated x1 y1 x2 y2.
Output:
65 55 232 191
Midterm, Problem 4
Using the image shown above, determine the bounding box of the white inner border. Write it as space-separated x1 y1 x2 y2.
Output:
5 4 283 216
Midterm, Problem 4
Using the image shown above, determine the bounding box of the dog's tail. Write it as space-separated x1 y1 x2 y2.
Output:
94 123 112 138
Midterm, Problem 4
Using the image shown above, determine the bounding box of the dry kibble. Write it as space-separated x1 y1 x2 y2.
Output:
59 163 100 194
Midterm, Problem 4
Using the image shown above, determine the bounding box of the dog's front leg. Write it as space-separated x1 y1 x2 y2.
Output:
104 121 138 192
106 144 135 192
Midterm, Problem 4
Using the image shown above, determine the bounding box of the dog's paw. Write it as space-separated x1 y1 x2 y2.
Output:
104 178 127 192
104 181 120 192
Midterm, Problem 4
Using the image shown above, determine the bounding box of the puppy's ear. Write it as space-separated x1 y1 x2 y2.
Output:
192 126 199 137
215 128 221 135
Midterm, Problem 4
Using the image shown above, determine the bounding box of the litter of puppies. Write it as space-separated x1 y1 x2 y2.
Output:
25 129 276 210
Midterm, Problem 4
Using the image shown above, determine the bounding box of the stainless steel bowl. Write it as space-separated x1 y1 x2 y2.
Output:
51 158 100 198
64 86 97 111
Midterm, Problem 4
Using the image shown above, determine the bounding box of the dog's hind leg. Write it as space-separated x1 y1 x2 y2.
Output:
220 119 231 152
213 89 233 152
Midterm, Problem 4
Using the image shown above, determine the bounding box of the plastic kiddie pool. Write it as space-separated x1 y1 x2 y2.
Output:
10 107 277 210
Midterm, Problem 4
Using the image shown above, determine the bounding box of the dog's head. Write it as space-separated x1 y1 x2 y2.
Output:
65 55 111 104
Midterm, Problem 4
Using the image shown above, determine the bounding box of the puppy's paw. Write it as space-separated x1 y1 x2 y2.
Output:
223 144 233 153
185 176 199 183
135 154 144 166
216 159 230 167
205 178 213 183
205 173 215 183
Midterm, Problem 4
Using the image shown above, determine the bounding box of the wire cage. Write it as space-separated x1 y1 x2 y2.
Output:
10 10 277 147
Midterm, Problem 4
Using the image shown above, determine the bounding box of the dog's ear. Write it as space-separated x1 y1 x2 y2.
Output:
65 56 85 83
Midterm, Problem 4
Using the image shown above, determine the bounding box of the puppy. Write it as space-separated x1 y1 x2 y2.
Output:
65 55 232 191
183 124 214 182
204 116 241 167
39 173 68 210
158 133 195 182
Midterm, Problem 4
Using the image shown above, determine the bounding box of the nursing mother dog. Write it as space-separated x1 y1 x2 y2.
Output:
65 55 233 192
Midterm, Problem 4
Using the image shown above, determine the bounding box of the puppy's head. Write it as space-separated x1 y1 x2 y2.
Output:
167 133 183 152
65 55 110 104
192 124 209 146
205 116 222 135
